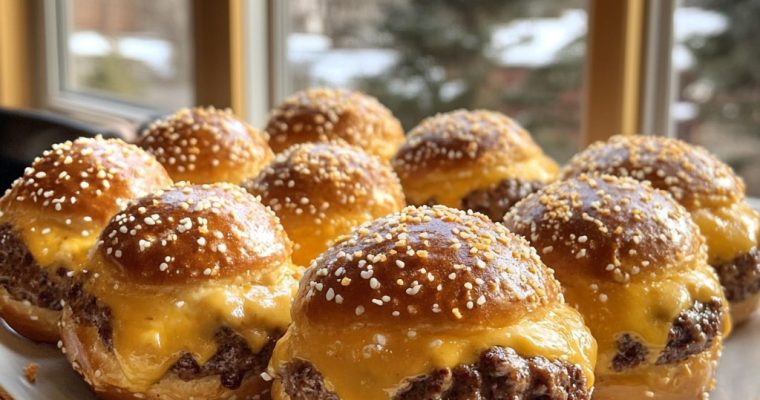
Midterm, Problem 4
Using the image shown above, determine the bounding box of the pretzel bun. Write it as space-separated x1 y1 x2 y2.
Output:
562 135 745 209
138 106 273 184
0 136 171 342
391 110 558 221
504 174 731 399
563 135 760 323
59 183 298 399
269 205 596 400
266 88 404 162
244 142 405 265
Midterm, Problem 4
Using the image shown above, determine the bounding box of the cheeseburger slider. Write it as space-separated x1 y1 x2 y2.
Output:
563 134 760 323
244 142 405 266
269 205 596 399
392 110 558 221
505 174 730 399
266 88 404 162
60 183 299 399
0 137 171 342
138 106 273 184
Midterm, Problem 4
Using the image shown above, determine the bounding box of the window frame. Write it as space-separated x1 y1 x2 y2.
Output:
582 0 647 145
1 0 661 137
241 0 278 127
41 0 188 123
0 0 246 132
0 0 36 109
0 0 757 206
639 0 677 136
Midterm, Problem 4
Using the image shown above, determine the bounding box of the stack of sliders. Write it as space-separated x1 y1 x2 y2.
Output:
0 87 756 399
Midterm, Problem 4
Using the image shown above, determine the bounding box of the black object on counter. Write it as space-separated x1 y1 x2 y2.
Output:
0 107 118 191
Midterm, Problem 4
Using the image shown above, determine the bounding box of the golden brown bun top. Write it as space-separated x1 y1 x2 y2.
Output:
243 142 404 222
95 182 291 285
0 136 171 227
392 109 549 179
504 174 704 284
293 205 561 327
561 134 744 210
137 106 273 184
265 88 404 161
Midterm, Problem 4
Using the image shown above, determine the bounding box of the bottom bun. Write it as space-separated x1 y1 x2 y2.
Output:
271 381 286 400
60 307 271 400
729 292 760 326
0 287 60 343
593 342 721 400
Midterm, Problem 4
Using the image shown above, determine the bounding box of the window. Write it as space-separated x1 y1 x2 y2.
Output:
672 0 760 197
280 0 588 163
49 0 194 116
1 0 756 202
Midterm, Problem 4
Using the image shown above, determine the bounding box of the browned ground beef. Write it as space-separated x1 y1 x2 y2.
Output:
413 179 544 222
460 179 545 222
0 223 67 310
171 327 281 389
612 298 724 371
713 247 760 302
612 334 648 371
67 278 114 348
656 298 723 365
279 360 339 400
66 277 279 390
279 346 589 400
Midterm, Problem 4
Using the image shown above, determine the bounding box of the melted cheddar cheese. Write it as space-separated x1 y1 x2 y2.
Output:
1 210 97 272
285 189 403 266
270 302 596 400
561 261 729 382
85 255 299 392
691 201 760 264
592 343 721 400
286 210 389 267
405 155 558 207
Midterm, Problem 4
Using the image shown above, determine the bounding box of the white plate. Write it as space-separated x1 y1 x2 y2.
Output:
0 320 90 399
1 316 759 399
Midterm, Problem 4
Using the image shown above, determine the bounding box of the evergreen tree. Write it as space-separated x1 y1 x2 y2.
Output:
360 0 585 161
681 0 760 190
685 0 760 131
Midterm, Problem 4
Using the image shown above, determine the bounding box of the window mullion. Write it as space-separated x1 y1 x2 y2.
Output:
640 0 677 137
582 0 647 145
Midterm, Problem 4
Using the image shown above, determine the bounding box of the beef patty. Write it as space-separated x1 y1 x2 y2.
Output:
0 223 67 310
460 179 545 222
712 247 760 302
67 277 280 390
413 179 544 222
278 346 589 400
612 298 724 371
171 327 279 390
